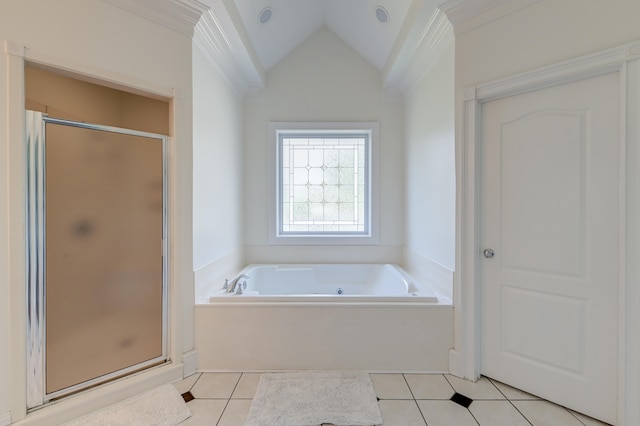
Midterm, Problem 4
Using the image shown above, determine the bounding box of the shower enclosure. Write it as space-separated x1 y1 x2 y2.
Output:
25 111 168 408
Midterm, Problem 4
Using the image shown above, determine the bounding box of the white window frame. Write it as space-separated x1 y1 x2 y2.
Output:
268 122 379 245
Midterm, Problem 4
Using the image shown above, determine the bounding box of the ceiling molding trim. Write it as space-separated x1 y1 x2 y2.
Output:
194 7 265 96
382 0 426 82
102 0 209 37
439 0 542 35
173 0 212 32
384 7 453 95
439 0 509 26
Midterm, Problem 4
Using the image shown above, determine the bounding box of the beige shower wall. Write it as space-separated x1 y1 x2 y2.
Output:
25 65 170 136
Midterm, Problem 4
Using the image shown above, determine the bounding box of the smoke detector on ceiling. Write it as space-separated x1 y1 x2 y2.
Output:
375 6 389 23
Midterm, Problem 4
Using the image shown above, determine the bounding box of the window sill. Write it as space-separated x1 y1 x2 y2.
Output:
268 234 379 246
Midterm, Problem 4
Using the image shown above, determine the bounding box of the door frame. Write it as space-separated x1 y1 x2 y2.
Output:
454 39 640 425
25 112 170 409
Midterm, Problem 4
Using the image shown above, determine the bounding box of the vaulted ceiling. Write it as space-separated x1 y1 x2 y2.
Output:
233 0 422 71
101 0 529 93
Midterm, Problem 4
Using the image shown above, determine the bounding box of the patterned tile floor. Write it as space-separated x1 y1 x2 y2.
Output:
173 372 611 426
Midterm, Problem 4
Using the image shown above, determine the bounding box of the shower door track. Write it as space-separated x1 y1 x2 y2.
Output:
25 111 170 410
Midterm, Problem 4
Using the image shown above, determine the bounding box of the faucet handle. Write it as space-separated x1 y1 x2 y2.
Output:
236 280 247 295
222 278 229 290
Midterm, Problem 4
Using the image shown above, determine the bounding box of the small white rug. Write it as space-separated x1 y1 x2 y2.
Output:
246 371 383 426
63 384 191 426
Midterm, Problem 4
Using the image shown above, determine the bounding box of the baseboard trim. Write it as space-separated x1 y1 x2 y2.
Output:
197 368 451 374
448 349 464 378
182 350 198 377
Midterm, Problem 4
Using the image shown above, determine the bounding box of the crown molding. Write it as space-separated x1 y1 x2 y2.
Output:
101 0 209 37
383 7 453 94
194 3 264 96
439 0 542 35
439 0 509 27
102 0 264 94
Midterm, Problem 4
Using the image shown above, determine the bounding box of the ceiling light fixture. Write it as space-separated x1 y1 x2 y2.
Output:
375 6 389 23
258 7 272 24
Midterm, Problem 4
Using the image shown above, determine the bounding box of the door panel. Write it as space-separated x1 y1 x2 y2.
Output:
480 72 619 424
42 119 166 396
501 287 586 374
500 110 586 277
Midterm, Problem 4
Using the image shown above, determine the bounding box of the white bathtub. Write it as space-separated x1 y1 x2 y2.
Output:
209 264 438 303
195 263 452 372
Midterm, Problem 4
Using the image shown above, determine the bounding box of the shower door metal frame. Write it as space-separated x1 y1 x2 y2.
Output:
25 110 169 409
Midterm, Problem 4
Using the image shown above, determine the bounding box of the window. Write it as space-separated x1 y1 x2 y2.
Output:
269 122 378 245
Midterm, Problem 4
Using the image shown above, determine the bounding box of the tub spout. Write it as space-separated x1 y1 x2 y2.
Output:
226 274 250 293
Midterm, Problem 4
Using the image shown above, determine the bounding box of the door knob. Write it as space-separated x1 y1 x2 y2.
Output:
483 248 495 259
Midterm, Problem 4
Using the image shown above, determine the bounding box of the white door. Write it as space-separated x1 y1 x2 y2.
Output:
480 71 620 424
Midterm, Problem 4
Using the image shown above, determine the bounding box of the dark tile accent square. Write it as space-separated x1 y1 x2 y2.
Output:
182 391 195 403
450 392 473 408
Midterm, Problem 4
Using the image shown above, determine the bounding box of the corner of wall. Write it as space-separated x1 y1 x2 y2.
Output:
193 249 245 302
0 411 10 426
448 349 464 378
181 350 198 377
403 247 453 304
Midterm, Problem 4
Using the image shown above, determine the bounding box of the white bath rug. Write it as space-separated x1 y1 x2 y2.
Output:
63 384 191 426
245 371 383 426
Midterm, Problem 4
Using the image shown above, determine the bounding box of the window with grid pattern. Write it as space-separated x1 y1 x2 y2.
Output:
270 123 377 244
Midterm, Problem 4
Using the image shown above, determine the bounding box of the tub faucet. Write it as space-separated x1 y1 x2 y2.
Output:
225 274 249 293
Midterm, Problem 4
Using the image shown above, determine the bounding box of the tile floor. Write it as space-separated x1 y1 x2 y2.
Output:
173 372 611 426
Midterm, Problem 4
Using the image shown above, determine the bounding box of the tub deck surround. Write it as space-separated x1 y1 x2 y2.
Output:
196 263 453 372
210 264 438 303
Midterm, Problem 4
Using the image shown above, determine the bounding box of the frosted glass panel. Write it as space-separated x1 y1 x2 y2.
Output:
45 123 164 394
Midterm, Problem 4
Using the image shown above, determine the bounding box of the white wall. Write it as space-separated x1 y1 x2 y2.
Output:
192 42 245 301
455 0 640 89
243 27 405 264
192 45 244 270
404 33 455 274
0 0 193 422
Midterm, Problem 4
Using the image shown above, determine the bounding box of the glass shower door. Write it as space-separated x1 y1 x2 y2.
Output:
26 111 168 407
